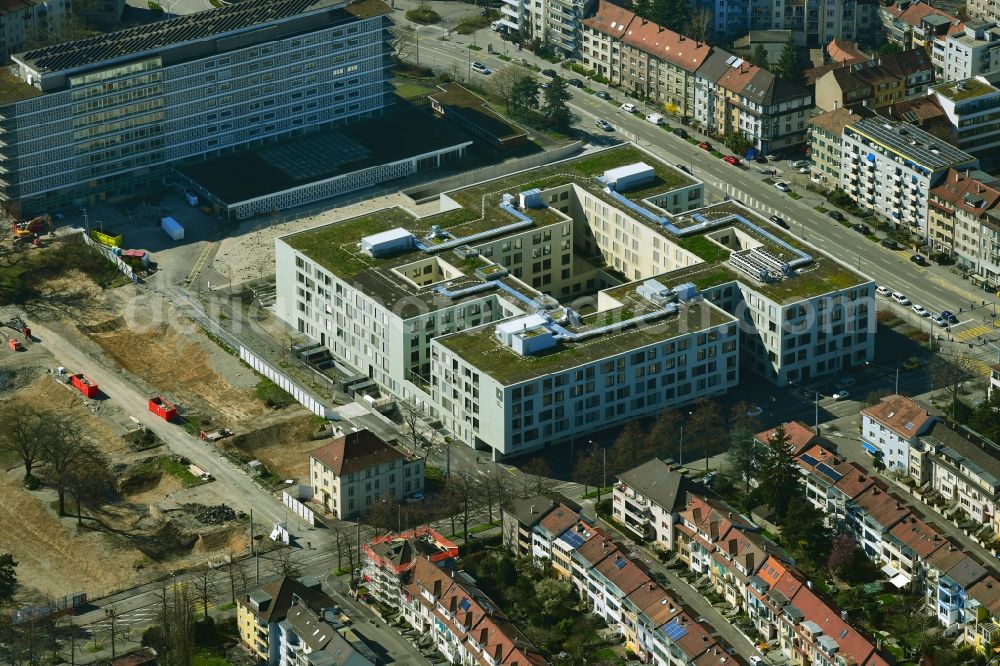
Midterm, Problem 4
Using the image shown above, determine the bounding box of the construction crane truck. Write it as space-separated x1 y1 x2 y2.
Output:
11 214 52 238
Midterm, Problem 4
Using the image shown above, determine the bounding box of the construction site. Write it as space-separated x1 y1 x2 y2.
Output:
0 226 338 603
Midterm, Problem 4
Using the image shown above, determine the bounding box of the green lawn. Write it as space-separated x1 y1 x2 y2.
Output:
789 192 803 200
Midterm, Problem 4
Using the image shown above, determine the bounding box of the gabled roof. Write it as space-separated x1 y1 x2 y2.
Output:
795 444 853 484
681 495 753 544
310 429 409 476
832 465 878 499
621 19 711 72
809 106 873 135
755 421 823 456
853 486 911 530
968 575 1000 616
582 0 636 38
626 580 683 626
888 95 947 125
617 458 702 513
862 394 939 440
787 585 884 666
743 68 810 105
286 604 369 663
575 535 621 567
931 169 1000 218
240 576 334 624
885 0 961 31
878 48 933 78
827 39 869 63
537 503 582 538
503 493 580 529
595 551 651 596
696 49 739 84
887 514 946 558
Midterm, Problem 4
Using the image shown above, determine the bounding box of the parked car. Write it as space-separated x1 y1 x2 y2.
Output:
798 167 810 174
836 377 856 388
745 404 763 417
595 118 614 131
645 113 664 125
676 164 692 174
568 78 584 88
826 210 845 221
769 215 789 229
832 390 850 401
620 102 637 112
891 291 910 305
697 141 712 151
792 160 811 169
910 254 927 265
672 127 689 138
774 182 791 192
765 154 779 161
471 61 491 74
880 238 900 250
932 314 949 327
875 285 892 297
852 223 871 234
912 304 929 317
541 68 557 77
595 90 611 100
940 310 959 324
722 155 741 166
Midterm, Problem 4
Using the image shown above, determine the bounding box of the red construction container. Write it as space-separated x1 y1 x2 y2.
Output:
69 374 99 399
148 396 177 421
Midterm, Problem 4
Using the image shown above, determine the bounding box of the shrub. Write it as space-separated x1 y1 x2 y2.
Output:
255 378 294 408
406 6 439 24
148 1 164 12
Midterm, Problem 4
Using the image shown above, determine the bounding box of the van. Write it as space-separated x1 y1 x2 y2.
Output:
645 113 664 125
491 20 502 31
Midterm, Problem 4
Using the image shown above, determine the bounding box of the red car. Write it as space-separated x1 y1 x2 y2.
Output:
697 141 712 151
722 155 740 166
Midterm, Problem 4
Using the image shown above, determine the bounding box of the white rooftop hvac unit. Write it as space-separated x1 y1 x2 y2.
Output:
360 228 415 257
603 162 655 192
519 189 543 209
495 314 556 356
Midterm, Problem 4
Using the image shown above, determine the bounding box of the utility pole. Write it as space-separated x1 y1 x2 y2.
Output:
678 424 684 466
814 390 820 435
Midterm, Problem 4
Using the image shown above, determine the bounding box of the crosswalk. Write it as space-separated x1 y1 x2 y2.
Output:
953 324 994 342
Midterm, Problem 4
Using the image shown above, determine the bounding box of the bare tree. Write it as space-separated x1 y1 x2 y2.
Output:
399 399 440 454
192 567 216 622
41 414 95 515
0 402 50 483
479 466 509 523
164 583 196 666
490 65 532 112
104 606 118 660
270 549 302 579
930 354 978 416
331 524 351 573
687 399 726 471
519 457 557 497
65 451 112 525
686 8 713 43
390 25 419 64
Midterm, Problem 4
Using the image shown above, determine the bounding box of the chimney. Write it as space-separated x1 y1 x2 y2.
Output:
841 610 848 620
807 580 813 589
529 505 535 514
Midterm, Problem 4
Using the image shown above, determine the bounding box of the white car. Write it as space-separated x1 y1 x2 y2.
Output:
749 658 764 666
774 182 791 192
875 286 892 297
645 113 664 125
595 118 614 131
891 291 910 305
792 160 811 169
912 304 930 317
797 167 810 174
745 404 763 417
620 102 637 113
471 61 491 75
832 390 850 401
932 314 948 327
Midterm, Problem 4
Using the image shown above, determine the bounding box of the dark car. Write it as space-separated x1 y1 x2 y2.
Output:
826 210 846 222
595 90 611 100
911 254 927 265
672 127 689 138
541 68 557 77
880 238 900 250
852 223 871 235
676 164 692 174
769 215 789 229
568 78 584 88
940 310 959 324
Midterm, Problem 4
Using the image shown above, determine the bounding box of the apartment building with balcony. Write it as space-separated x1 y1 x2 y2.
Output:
929 77 1000 169
580 0 633 85
840 115 978 232
361 526 458 608
815 48 933 112
932 21 1000 83
704 0 878 46
928 168 1000 286
500 492 582 557
309 429 424 519
880 0 964 51
860 394 940 471
237 577 337 665
969 0 1000 28
0 0 394 217
390 555 549 666
809 106 873 190
0 0 72 62
612 458 702 548
924 542 989 629
276 145 874 461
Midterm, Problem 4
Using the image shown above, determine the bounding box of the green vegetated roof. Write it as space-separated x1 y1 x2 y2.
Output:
0 69 42 107
436 300 735 385
933 78 998 102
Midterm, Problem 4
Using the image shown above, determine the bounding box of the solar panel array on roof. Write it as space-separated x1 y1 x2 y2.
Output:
799 453 818 467
816 462 843 482
660 620 687 641
559 530 585 549
19 0 330 73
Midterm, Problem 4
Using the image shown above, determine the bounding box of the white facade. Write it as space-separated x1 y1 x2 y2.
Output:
841 117 978 233
309 443 423 519
932 22 1000 82
930 77 1000 168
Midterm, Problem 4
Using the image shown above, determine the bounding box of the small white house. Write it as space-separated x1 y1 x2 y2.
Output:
861 394 940 471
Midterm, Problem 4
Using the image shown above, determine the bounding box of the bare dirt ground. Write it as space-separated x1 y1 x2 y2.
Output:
223 408 328 480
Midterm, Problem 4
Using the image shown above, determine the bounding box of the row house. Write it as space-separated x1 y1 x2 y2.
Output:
860 394 940 471
515 505 736 665
923 539 988 629
963 574 1000 651
579 0 811 151
747 557 891 665
928 168 1000 289
909 422 1000 536
395 556 548 666
814 48 934 112
613 458 703 549
361 526 458 608
500 493 582 557
675 495 757 577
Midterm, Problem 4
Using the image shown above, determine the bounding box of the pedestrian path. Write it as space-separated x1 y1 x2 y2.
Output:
954 323 993 342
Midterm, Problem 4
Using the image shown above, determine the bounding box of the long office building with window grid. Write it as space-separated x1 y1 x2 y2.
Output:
0 0 393 216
